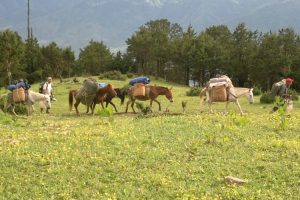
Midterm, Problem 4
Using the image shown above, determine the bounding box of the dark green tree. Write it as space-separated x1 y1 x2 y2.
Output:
231 23 258 86
61 47 75 78
78 40 112 75
41 42 63 79
0 30 25 85
23 38 43 83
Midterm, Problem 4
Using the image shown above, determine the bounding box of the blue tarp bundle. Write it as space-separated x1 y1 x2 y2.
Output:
98 82 108 88
7 82 30 91
129 77 150 86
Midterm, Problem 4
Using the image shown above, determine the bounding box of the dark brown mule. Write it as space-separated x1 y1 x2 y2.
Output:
125 85 173 113
91 88 127 113
69 84 116 115
90 84 117 113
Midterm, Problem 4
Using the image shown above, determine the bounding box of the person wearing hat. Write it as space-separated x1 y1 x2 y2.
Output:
42 77 56 101
271 77 294 98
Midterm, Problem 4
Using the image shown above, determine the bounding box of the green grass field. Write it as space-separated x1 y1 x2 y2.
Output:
1 77 300 199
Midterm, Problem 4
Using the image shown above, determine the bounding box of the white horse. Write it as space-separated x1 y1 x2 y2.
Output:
199 87 254 115
2 90 51 116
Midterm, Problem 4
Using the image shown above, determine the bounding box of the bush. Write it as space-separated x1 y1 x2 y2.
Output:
288 89 299 101
186 87 202 96
252 86 262 96
0 110 15 124
126 73 135 78
99 71 127 81
260 92 275 104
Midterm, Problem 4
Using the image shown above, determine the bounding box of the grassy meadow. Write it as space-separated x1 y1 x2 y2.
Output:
0 77 300 199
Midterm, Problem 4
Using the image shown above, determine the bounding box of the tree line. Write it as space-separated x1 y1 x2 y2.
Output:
1 19 300 91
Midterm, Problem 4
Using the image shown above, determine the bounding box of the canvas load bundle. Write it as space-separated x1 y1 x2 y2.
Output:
209 85 227 102
13 88 26 103
77 79 99 106
209 75 233 88
132 83 146 97
83 79 99 94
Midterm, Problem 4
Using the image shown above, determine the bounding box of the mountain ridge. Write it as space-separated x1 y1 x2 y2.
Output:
1 0 299 53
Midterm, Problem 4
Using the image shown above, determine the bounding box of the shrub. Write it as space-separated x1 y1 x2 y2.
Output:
252 86 262 96
260 92 275 104
99 71 127 81
288 89 299 101
135 102 152 115
126 73 135 78
186 87 202 96
0 110 15 124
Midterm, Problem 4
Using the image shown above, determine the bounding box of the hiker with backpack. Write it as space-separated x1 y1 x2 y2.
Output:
270 77 294 113
39 77 56 113
270 77 294 98
40 77 56 101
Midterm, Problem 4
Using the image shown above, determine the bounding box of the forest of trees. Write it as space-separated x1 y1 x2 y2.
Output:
1 19 300 91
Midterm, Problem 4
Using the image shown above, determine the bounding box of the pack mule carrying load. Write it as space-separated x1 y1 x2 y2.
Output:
207 75 233 102
13 87 26 103
76 78 99 106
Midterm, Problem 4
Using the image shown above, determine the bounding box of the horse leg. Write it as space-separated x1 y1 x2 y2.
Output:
27 104 31 116
86 104 90 114
4 102 11 113
12 105 18 116
100 100 105 110
153 99 161 111
224 101 230 115
74 100 80 116
91 102 97 115
209 101 213 113
235 100 244 115
109 101 118 112
125 99 131 113
31 104 35 113
131 99 136 113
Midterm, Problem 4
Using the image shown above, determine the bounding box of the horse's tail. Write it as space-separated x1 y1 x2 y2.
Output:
69 90 76 111
0 94 7 112
199 87 207 106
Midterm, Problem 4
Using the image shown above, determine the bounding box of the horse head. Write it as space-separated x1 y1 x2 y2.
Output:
107 84 117 97
166 87 174 103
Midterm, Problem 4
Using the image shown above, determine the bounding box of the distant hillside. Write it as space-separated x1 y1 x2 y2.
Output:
1 0 300 53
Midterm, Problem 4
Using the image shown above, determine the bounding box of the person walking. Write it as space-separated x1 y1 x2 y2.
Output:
40 77 56 113
41 77 56 100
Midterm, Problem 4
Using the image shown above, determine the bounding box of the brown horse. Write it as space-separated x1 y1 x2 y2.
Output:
69 84 116 115
90 84 117 113
125 85 173 113
91 88 127 113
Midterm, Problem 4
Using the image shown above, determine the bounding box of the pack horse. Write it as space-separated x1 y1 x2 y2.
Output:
199 76 254 115
2 90 51 116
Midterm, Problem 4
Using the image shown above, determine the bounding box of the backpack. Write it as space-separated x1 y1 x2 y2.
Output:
39 82 47 93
